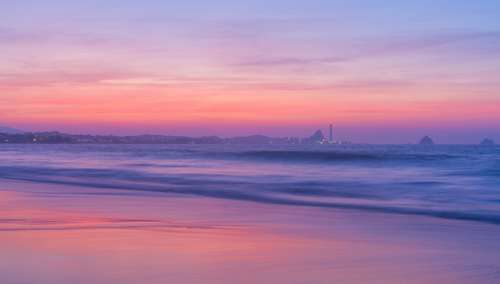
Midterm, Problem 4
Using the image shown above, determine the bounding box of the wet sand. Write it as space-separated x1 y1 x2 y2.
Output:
1 180 500 284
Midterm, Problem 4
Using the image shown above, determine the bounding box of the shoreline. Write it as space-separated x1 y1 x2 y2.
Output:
1 180 500 283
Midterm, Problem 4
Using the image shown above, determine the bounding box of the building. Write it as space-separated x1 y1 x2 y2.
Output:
329 124 333 143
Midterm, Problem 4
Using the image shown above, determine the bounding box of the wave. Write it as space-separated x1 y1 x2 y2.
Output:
0 144 472 164
1 164 499 226
219 150 462 163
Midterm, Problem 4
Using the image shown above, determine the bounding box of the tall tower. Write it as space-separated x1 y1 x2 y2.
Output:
329 124 333 143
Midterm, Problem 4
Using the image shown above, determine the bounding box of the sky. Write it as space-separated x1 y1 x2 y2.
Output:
1 0 500 143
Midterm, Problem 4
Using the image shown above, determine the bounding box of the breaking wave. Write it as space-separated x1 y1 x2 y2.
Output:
227 150 462 163
0 144 499 225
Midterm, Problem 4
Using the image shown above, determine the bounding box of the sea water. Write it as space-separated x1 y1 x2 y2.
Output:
1 144 500 283
0 144 499 224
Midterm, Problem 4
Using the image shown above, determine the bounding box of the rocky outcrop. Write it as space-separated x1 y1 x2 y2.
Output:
419 136 434 145
480 138 495 146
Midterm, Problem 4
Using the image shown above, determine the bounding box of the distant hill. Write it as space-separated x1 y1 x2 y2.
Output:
0 125 23 134
0 131 300 145
225 135 272 144
302 129 325 144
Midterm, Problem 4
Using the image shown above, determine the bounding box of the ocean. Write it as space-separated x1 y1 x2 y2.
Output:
1 144 499 224
1 144 500 283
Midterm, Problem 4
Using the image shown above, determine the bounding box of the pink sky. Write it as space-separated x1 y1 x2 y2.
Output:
1 1 499 143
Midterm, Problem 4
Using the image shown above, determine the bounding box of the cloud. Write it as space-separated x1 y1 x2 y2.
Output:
0 26 130 48
235 56 349 67
232 30 500 69
0 27 48 43
233 79 413 92
0 69 144 88
361 30 500 56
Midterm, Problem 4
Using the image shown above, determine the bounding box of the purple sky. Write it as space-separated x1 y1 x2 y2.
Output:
1 0 500 143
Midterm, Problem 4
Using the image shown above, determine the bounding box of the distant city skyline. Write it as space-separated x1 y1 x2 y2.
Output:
1 1 500 143
0 123 497 145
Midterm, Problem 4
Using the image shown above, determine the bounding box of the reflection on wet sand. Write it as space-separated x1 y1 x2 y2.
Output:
1 181 500 284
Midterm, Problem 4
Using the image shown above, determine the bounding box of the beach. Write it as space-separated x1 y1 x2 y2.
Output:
1 179 500 284
1 144 500 283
